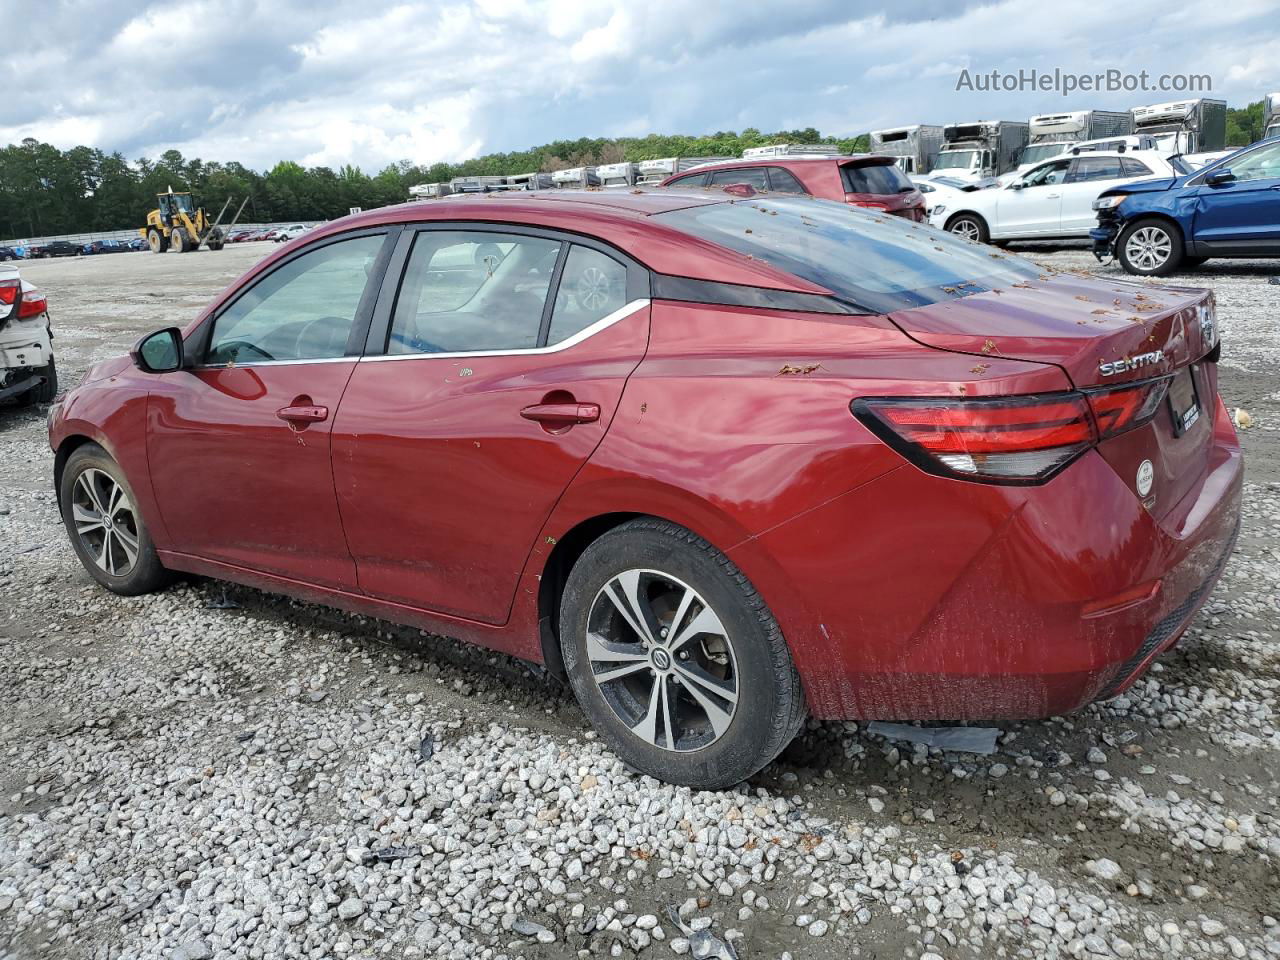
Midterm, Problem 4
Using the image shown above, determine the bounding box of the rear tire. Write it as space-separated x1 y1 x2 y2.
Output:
1116 217 1184 276
147 229 167 254
946 213 990 244
559 518 805 790
60 444 173 596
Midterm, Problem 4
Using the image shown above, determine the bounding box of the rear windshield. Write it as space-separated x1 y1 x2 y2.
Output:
655 196 1041 313
840 162 913 195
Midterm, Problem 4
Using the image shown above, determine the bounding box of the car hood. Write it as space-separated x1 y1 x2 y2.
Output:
886 271 1212 389
81 354 133 384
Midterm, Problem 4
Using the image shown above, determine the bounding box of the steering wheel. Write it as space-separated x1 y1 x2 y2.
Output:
217 341 275 364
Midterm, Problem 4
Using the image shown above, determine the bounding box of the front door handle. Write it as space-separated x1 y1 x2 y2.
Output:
1045 193 1061 199
520 402 600 426
276 403 329 424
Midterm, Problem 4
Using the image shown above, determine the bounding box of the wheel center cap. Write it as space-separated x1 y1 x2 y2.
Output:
650 648 672 671
102 517 112 530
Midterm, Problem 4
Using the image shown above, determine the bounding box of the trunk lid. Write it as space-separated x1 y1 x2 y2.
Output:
888 271 1220 526
886 272 1213 389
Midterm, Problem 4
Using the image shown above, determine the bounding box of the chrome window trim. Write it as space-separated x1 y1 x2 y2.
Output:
191 355 358 370
359 298 650 362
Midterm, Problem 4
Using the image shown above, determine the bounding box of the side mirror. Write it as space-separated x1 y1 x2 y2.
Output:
131 327 185 373
1205 168 1235 186
1009 181 1024 190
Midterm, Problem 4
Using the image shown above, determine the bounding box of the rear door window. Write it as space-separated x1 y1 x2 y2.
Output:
668 173 707 188
766 168 808 194
1119 158 1154 177
546 246 630 345
1068 157 1125 182
708 167 770 191
840 162 913 195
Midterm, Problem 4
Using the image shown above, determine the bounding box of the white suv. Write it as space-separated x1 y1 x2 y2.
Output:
275 224 312 243
0 265 56 406
930 151 1175 243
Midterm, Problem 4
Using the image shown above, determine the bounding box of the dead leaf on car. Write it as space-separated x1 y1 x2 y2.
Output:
778 363 822 377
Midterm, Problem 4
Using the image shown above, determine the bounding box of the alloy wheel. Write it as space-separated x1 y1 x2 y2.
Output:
576 266 616 312
585 569 739 752
70 468 140 577
950 219 981 242
1125 226 1172 271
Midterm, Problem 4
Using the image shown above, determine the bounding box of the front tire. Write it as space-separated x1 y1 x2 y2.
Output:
559 518 805 789
170 228 188 254
60 444 173 596
945 213 990 244
1116 217 1184 276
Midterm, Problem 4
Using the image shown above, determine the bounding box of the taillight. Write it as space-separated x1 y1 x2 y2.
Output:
0 279 17 308
16 285 47 319
847 197 890 210
1085 377 1169 439
853 394 1095 484
854 378 1176 485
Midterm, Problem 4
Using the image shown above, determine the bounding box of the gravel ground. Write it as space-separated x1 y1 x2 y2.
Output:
1 241 1278 960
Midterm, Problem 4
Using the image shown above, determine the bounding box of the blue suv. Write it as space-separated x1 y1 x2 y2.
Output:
1091 136 1280 275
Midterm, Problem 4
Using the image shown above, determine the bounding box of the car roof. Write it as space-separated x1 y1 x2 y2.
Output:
670 155 888 173
204 190 836 318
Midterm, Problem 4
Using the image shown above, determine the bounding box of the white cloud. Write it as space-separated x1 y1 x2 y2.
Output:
3 0 1277 173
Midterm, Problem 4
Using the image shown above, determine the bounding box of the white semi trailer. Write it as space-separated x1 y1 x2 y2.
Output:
1130 99 1227 154
1264 93 1280 141
931 121 1029 181
869 125 944 175
1015 110 1133 173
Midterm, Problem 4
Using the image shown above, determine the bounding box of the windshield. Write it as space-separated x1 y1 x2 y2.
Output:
841 162 914 195
933 150 979 171
1018 143 1068 167
655 197 1041 313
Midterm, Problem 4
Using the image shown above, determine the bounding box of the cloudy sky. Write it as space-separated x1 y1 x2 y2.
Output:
6 0 1279 172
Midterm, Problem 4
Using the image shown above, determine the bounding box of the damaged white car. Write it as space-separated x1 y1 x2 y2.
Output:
0 265 57 407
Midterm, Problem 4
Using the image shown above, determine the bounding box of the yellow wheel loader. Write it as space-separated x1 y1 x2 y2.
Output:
140 190 246 254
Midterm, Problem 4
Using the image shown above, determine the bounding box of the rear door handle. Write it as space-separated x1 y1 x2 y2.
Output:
1046 193 1061 199
520 402 600 425
276 403 329 424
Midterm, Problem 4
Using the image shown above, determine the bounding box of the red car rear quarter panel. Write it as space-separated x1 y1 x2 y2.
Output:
745 398 1242 722
526 300 1076 690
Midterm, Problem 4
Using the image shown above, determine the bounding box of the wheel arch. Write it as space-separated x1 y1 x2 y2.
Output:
943 209 988 233
535 511 646 682
53 434 102 508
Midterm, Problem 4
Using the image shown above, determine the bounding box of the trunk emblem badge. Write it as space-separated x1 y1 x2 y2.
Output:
1099 350 1164 377
1136 460 1154 497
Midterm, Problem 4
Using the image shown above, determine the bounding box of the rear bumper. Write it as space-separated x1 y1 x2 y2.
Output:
735 395 1243 721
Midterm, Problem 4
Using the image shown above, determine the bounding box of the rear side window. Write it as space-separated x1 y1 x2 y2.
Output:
840 162 912 195
546 246 629 344
206 234 383 365
387 231 559 354
766 168 807 194
668 173 706 188
655 197 1041 313
708 167 769 191
1069 157 1124 182
1119 158 1154 177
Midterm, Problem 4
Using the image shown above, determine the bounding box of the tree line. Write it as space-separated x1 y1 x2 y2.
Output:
0 100 1268 241
0 127 860 240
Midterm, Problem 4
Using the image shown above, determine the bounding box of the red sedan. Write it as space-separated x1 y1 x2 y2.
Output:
661 154 927 220
48 189 1241 789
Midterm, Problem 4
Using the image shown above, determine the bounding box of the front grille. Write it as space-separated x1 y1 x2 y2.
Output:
1096 521 1239 700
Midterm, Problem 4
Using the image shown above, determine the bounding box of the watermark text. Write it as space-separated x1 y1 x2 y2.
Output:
956 68 1212 97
